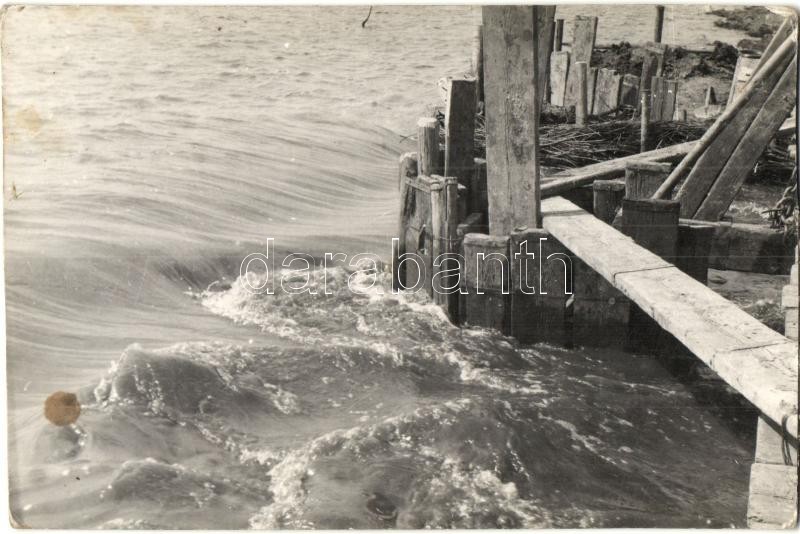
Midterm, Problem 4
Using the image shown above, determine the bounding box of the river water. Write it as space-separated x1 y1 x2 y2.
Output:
4 5 758 528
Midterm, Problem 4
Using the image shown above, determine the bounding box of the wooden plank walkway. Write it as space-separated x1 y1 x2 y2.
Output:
541 196 798 438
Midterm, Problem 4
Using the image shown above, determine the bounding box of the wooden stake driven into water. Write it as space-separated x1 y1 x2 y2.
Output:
417 117 440 177
653 6 665 43
482 5 543 233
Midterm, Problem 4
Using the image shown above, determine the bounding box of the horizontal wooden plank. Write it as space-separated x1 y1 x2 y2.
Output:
542 196 798 438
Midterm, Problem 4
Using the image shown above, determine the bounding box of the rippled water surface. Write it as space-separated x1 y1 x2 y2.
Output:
4 5 758 529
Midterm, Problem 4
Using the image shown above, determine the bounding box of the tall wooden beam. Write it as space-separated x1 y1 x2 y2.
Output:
564 15 598 107
536 6 557 107
483 6 542 234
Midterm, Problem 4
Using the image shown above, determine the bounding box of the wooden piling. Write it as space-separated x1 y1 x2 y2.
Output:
640 89 651 152
444 78 477 194
430 176 461 320
471 158 488 217
462 233 510 332
705 85 717 106
554 18 564 52
537 7 557 107
653 6 665 43
747 415 799 528
483 6 542 234
675 222 715 284
564 15 598 107
621 198 680 259
471 25 484 105
575 61 588 127
620 74 640 109
593 68 622 115
625 161 671 199
592 179 625 224
417 117 440 177
572 257 631 348
510 229 571 344
549 51 570 107
398 152 418 190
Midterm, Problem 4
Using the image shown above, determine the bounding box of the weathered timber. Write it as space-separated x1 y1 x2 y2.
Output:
587 67 598 115
639 47 663 102
550 51 570 107
705 86 717 106
747 463 798 528
554 18 564 52
564 15 597 107
510 229 571 344
676 222 714 284
471 157 488 216
444 78 477 194
483 6 542 234
653 5 665 43
640 89 651 152
575 61 588 126
462 233 510 332
541 140 694 198
593 179 625 224
572 257 631 348
655 35 796 201
621 198 680 259
650 76 665 120
662 79 678 122
542 195 799 439
728 53 761 107
593 68 622 115
620 74 640 108
417 117 440 177
703 220 795 275
430 178 446 306
625 161 671 199
537 6 557 107
471 25 484 105
398 152 418 190
397 175 440 295
695 57 797 221
674 108 687 121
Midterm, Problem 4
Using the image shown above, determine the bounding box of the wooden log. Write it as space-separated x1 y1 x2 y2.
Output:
625 161 671 199
586 67 598 115
483 6 542 235
650 76 665 121
398 152 418 190
662 79 678 122
564 15 597 107
694 57 797 221
593 68 622 115
444 78 477 194
417 117 440 177
592 179 625 224
620 74 640 108
676 222 715 284
640 89 651 152
727 53 761 107
462 233 510 332
537 6 557 107
549 51 570 106
510 228 571 344
653 5 665 43
471 25 484 105
543 195 799 439
575 61 588 126
621 198 680 260
442 177 461 320
554 18 564 52
542 139 694 198
471 157 488 217
572 257 631 348
655 35 796 202
430 178 446 306
747 463 798 528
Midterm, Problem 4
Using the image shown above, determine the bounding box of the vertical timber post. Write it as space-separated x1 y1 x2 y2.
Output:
482 5 542 234
575 61 588 127
444 77 477 217
554 18 564 52
746 415 798 528
640 89 651 152
471 25 484 106
592 180 625 224
417 117 440 177
654 5 665 44
461 234 510 332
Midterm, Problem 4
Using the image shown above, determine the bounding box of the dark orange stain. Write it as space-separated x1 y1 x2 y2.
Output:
44 391 81 426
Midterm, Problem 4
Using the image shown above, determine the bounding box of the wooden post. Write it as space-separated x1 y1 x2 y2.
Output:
653 5 665 43
620 74 640 109
510 229 571 344
564 16 598 107
676 222 715 284
747 415 799 528
444 78 477 194
662 79 678 122
471 158 488 217
593 68 623 115
554 18 564 52
549 51 570 106
398 152 418 190
640 89 651 152
537 7 557 107
592 179 625 224
461 233 510 332
572 257 631 348
705 85 717 106
483 6 542 234
674 108 687 121
417 117 440 177
433 177 461 321
625 161 671 199
621 198 680 260
575 61 588 126
471 25 484 106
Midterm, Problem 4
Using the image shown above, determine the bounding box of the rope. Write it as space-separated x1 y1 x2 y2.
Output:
781 414 795 466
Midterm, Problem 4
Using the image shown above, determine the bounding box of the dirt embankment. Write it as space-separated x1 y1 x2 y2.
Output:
709 6 785 51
